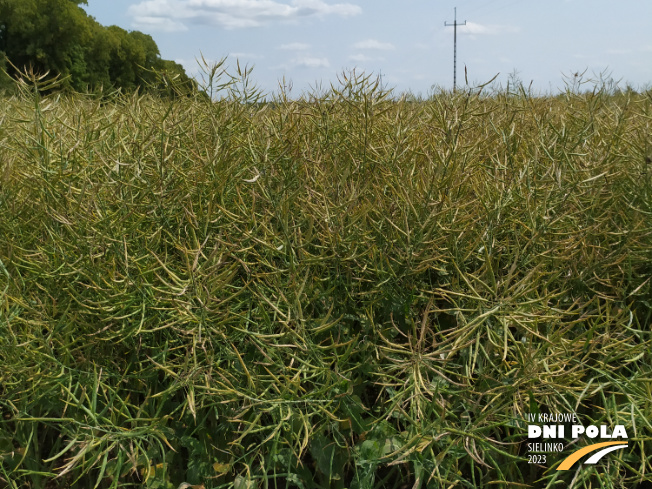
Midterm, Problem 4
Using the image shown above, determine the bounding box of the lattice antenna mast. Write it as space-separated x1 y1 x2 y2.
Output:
445 8 466 91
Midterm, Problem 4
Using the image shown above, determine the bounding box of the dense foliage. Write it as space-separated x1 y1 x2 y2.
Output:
0 0 194 93
0 70 651 489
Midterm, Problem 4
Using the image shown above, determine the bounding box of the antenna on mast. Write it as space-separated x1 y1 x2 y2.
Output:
445 8 466 91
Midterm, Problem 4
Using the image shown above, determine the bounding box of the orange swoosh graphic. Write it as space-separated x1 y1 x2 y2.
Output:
557 442 628 471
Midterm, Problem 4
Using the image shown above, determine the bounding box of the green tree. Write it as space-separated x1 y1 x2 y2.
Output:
0 0 90 85
0 0 195 94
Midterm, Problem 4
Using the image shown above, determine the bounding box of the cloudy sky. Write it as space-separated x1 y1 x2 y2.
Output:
81 0 652 96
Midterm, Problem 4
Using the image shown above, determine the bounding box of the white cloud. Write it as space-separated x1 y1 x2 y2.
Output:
294 56 330 68
229 52 263 59
132 15 188 32
458 22 520 36
348 54 373 62
348 53 385 63
129 0 361 31
352 39 395 50
272 55 330 70
279 42 311 50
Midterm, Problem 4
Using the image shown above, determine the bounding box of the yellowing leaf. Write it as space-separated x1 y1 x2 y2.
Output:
415 436 432 453
213 461 231 474
139 463 165 481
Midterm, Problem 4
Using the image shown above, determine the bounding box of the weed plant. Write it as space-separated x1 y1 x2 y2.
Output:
0 66 651 488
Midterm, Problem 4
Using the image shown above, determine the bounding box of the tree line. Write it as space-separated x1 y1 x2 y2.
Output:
0 0 196 94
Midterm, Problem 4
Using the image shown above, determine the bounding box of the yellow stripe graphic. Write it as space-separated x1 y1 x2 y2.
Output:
557 442 628 471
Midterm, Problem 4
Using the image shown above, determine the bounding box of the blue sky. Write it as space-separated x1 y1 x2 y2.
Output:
81 0 652 96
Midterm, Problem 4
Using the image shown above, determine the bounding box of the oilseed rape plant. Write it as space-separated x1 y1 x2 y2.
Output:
0 65 651 488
